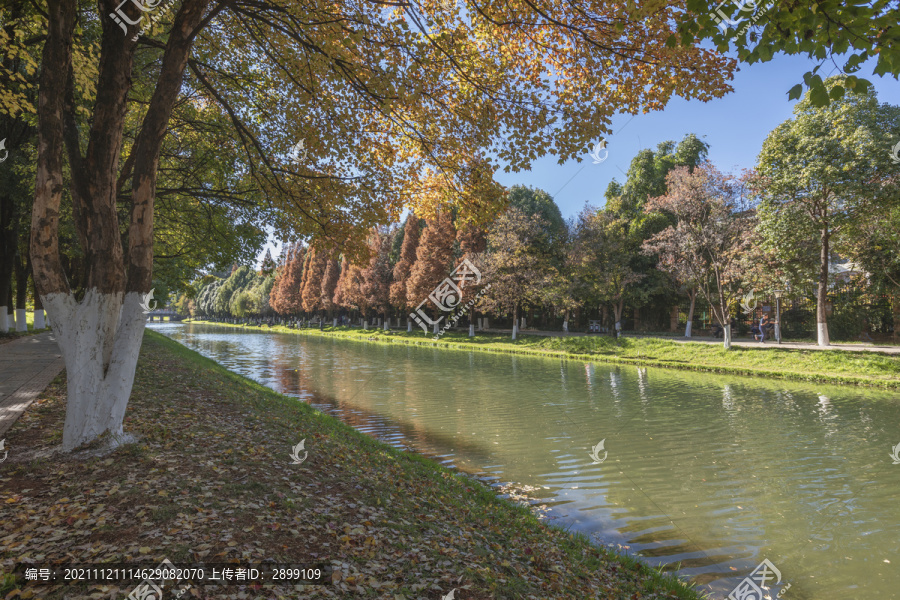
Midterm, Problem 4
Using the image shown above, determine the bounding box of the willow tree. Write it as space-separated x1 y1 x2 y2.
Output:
29 0 734 451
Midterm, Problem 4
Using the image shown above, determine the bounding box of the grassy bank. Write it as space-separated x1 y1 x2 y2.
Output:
0 330 704 599
191 320 900 389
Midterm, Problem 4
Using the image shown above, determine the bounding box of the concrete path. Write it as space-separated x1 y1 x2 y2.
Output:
668 337 900 354
0 332 65 437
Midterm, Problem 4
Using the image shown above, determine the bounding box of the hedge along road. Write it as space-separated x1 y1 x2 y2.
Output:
153 321 900 599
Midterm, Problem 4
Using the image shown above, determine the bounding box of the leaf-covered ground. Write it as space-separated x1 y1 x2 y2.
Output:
0 331 703 600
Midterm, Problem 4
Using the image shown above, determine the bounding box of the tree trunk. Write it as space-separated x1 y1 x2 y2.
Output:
45 291 147 451
817 226 830 346
714 282 730 350
6 287 14 330
893 287 900 344
14 250 30 331
30 0 209 452
0 246 11 333
0 174 16 333
512 305 518 340
33 277 45 329
685 290 696 338
613 300 624 338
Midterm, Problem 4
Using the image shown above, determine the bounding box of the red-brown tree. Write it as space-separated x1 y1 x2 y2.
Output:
406 212 456 317
301 247 328 315
362 229 394 324
320 255 341 318
390 215 420 313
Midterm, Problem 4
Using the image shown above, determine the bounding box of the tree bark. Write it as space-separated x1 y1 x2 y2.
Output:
817 225 831 346
0 217 13 333
893 287 900 344
613 299 624 338
512 304 518 340
31 0 210 452
685 289 696 338
33 276 45 329
14 250 29 331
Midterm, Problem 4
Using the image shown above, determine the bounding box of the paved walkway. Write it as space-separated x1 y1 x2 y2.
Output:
0 332 65 437
482 328 900 355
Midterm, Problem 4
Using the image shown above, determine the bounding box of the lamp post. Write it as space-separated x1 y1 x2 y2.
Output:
773 288 783 344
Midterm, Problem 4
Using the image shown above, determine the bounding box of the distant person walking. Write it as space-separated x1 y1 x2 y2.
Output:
757 314 771 343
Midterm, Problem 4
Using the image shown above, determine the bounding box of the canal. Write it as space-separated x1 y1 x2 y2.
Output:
150 322 900 599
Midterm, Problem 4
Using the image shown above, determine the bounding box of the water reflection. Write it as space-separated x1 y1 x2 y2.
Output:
150 323 900 600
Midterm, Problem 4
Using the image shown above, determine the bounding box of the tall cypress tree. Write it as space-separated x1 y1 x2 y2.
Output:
390 215 420 311
406 211 456 311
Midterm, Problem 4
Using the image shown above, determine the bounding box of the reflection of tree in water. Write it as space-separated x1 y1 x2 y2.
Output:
722 383 735 412
584 363 595 397
609 367 622 407
637 367 648 403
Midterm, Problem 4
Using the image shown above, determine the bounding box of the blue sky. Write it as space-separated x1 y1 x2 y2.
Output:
257 54 900 264
496 54 900 220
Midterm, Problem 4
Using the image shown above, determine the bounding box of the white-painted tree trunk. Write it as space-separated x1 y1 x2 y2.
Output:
684 320 692 337
8 309 15 330
817 323 829 347
433 322 439 335
521 317 526 329
512 324 517 340
363 319 367 330
0 308 7 333
723 324 732 349
333 317 337 327
563 320 568 332
44 290 146 452
15 309 27 331
469 324 474 337
34 309 46 330
384 320 389 331
407 319 412 332
483 317 489 329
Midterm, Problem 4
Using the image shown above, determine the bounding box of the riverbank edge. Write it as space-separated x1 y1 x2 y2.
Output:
140 329 706 599
186 320 900 389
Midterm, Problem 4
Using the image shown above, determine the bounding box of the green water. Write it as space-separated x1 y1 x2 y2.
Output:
152 323 900 599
